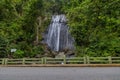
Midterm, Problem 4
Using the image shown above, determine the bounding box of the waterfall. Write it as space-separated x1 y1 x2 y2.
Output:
44 14 74 52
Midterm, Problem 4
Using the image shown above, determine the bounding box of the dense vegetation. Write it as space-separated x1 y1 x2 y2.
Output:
0 0 120 58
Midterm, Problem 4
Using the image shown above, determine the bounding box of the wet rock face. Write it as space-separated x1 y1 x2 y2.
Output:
55 52 65 58
44 14 75 52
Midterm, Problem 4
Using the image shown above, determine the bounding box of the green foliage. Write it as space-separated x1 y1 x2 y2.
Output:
13 50 24 58
62 0 120 57
0 36 7 58
0 0 120 58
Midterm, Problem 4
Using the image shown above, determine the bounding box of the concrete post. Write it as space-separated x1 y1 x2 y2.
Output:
63 55 66 64
108 56 112 64
87 56 90 64
22 58 25 65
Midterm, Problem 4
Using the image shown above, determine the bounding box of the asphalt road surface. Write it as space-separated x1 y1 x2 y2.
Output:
0 67 120 80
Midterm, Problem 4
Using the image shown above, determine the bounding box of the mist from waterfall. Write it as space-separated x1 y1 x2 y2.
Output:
44 14 74 52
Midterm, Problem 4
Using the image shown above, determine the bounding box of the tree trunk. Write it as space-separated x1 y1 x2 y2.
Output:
34 16 42 45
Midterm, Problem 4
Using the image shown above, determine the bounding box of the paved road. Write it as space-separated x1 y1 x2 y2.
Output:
0 67 120 80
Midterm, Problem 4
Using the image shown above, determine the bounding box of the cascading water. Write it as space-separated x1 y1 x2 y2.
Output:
44 14 74 52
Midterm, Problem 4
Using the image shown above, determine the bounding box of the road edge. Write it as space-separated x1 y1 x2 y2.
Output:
0 64 120 67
